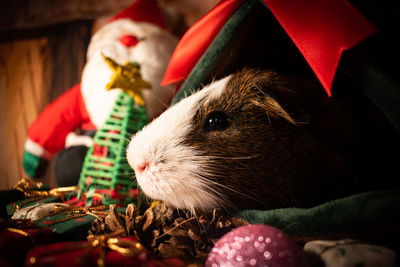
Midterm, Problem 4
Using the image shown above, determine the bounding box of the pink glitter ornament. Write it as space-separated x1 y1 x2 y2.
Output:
206 224 309 267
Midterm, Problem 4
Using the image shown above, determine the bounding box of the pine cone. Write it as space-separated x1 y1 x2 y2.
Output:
89 201 248 265
125 203 137 236
88 217 106 236
104 204 126 233
126 202 248 264
89 204 127 236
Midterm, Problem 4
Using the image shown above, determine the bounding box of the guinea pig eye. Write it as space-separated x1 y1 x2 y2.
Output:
203 111 230 131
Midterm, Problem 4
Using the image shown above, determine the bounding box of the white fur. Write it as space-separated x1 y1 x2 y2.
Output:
81 19 178 128
25 139 52 159
65 132 93 148
127 76 231 212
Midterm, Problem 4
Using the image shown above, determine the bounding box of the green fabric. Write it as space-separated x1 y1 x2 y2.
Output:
237 190 400 236
35 212 97 241
22 151 41 178
341 45 400 133
172 0 260 104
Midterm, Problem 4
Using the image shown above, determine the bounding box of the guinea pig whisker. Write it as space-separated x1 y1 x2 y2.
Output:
102 132 132 143
202 155 261 161
147 92 171 110
169 184 198 211
155 217 199 241
189 171 259 205
207 171 269 207
166 170 232 212
122 137 132 143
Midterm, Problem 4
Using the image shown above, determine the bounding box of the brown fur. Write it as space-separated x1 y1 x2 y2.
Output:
182 69 399 210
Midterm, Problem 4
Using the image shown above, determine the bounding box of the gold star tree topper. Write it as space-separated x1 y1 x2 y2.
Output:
102 53 151 106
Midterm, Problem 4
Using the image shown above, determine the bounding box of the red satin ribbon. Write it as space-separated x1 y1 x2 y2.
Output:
161 0 378 96
264 0 378 96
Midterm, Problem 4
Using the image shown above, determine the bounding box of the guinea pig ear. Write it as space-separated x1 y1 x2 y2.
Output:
250 91 297 125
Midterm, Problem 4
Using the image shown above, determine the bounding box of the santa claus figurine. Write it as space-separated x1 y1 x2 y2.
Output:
22 0 178 186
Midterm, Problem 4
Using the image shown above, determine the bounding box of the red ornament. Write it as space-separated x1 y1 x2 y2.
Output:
206 224 309 267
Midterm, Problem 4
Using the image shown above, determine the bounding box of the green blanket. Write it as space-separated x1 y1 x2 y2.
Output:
237 190 400 239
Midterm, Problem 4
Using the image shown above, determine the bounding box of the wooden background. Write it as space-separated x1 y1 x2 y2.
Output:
0 0 133 190
0 37 52 189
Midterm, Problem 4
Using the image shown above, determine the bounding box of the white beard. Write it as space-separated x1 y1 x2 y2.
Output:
81 19 178 128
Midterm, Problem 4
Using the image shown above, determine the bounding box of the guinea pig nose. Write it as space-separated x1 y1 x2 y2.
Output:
134 161 149 175
118 34 139 47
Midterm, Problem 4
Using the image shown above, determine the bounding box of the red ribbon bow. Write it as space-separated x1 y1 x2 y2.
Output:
161 0 378 96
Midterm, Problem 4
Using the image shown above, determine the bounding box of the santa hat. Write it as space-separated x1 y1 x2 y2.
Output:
109 0 167 30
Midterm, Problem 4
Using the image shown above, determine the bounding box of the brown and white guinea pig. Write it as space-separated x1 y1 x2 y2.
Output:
127 68 399 213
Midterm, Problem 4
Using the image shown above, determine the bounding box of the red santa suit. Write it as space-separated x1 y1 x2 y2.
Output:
23 0 178 180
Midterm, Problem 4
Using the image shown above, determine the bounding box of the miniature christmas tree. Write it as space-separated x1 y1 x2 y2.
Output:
78 56 150 206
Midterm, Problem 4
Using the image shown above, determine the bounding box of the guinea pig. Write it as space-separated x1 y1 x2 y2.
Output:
126 68 399 213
